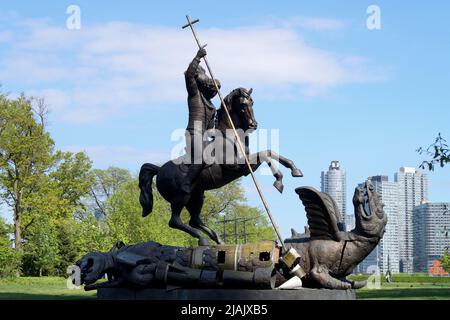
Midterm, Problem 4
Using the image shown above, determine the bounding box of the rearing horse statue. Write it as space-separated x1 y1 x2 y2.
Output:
139 88 303 245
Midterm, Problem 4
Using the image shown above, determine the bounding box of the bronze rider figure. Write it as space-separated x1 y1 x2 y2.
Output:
181 47 221 194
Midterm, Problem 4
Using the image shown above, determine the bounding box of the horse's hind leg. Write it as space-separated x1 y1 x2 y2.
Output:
186 191 223 244
169 199 209 246
265 150 303 177
249 152 284 193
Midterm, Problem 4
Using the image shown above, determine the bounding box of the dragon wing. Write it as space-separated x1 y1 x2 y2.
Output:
295 186 344 241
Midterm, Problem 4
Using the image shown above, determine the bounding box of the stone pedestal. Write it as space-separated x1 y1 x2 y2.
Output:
97 288 355 300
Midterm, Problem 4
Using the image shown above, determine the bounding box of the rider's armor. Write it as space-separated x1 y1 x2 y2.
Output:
185 58 218 132
182 54 221 194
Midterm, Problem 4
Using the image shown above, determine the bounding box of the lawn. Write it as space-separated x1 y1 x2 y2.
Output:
0 277 96 300
352 274 450 300
356 282 450 300
0 276 449 300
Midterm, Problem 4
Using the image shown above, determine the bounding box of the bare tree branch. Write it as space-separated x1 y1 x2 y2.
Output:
31 97 50 129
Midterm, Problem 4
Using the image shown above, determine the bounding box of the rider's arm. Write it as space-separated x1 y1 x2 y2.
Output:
185 56 201 97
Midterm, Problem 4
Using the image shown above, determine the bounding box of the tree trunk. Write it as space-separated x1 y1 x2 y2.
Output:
14 200 22 252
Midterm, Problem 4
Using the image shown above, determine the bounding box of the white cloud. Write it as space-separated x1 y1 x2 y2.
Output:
0 17 387 124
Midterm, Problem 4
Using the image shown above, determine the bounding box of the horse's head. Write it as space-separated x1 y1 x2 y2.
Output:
218 88 257 132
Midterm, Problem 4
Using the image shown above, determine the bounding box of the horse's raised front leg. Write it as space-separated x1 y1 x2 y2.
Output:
248 152 284 193
263 150 303 177
169 200 209 246
186 191 223 244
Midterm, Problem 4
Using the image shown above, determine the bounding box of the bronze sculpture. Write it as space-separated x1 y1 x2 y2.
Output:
76 17 387 294
139 84 303 246
77 181 386 290
284 180 387 289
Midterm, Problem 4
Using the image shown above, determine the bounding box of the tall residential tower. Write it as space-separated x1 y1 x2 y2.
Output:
321 161 346 227
367 175 400 274
395 167 428 273
413 203 450 272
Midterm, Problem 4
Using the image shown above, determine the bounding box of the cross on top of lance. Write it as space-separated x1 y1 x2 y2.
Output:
182 16 199 29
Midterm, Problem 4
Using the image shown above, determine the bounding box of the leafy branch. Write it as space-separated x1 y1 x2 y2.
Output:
417 133 450 171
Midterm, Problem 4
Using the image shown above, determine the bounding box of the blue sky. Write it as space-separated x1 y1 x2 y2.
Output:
0 1 449 238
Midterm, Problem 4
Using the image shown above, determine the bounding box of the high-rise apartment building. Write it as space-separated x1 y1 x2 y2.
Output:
321 161 346 227
367 175 400 274
413 202 450 272
395 167 428 273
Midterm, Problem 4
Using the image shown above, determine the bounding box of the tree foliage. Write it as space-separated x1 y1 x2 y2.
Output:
74 212 111 255
0 94 55 251
0 218 20 277
0 94 92 275
87 167 132 219
105 179 196 247
441 250 450 273
21 215 59 276
418 133 450 170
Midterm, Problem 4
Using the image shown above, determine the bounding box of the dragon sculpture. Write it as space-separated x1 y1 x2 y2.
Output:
284 180 387 289
75 180 386 290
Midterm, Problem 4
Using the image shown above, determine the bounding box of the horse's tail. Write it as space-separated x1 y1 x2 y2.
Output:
138 163 160 217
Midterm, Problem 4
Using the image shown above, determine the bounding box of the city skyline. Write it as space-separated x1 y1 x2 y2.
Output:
317 161 444 274
343 166 448 274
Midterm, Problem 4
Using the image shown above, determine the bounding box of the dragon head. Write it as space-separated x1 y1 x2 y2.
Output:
353 180 387 239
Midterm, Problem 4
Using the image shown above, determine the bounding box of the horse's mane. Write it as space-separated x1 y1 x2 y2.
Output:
215 88 247 128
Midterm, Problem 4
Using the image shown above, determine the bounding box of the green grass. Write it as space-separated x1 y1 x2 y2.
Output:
351 273 450 284
0 277 96 300
351 273 450 300
356 282 450 300
1 276 449 300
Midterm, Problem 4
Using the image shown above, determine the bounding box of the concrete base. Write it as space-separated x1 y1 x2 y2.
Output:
97 288 355 300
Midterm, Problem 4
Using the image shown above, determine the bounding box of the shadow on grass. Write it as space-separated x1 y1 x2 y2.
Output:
357 288 450 300
0 292 96 300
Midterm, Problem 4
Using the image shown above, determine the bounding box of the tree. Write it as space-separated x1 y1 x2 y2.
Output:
0 217 20 277
86 167 132 219
20 151 92 275
19 150 92 227
0 94 94 276
74 211 111 256
0 94 55 252
418 133 450 170
21 215 59 276
50 151 93 216
55 220 79 275
441 250 450 273
202 180 246 222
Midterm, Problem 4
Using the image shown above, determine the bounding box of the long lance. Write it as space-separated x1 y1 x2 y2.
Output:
182 16 286 251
